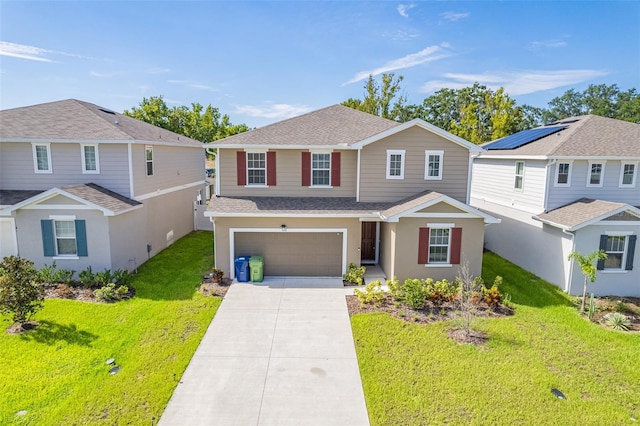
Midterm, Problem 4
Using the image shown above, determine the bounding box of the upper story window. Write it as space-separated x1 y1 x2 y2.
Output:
81 144 100 174
587 161 605 187
555 162 572 187
247 152 266 185
425 150 444 180
514 161 524 190
312 153 331 186
386 150 405 180
145 146 154 176
32 143 52 173
620 162 637 187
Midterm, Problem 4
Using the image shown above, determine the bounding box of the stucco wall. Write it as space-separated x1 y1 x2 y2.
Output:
107 209 147 272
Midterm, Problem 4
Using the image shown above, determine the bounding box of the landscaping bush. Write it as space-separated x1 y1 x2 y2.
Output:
343 262 366 285
0 256 45 324
95 269 115 287
603 312 630 331
400 279 429 310
94 283 130 303
54 284 75 299
78 266 96 289
354 280 386 306
425 278 459 304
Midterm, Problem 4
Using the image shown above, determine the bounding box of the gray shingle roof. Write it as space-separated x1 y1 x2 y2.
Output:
0 99 202 146
0 190 45 206
61 183 141 213
212 104 401 147
481 115 640 157
534 198 640 230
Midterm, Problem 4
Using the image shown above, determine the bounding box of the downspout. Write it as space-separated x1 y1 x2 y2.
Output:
563 228 576 294
210 217 217 268
356 149 361 202
543 159 556 212
127 143 135 198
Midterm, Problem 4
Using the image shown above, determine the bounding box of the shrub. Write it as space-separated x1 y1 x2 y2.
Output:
58 269 76 285
0 256 45 324
401 278 429 310
95 283 129 303
604 312 630 331
483 284 503 308
54 284 75 299
115 285 129 299
354 280 386 306
211 268 224 283
95 269 115 286
38 262 60 285
386 276 401 299
343 263 366 285
425 278 459 304
78 266 96 289
112 269 132 286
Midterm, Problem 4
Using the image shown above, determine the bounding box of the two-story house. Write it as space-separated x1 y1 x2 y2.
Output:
205 105 499 282
0 99 205 272
471 115 640 296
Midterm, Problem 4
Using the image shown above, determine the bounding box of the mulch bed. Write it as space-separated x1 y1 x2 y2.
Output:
587 296 640 332
198 277 233 298
43 283 135 303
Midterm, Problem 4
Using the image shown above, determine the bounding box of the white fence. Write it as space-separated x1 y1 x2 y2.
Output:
194 202 212 231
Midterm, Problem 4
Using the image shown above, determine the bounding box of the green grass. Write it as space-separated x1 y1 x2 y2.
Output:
352 251 640 425
0 231 220 425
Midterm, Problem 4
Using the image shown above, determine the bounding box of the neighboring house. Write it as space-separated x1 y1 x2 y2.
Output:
0 99 205 272
205 105 499 282
471 115 640 296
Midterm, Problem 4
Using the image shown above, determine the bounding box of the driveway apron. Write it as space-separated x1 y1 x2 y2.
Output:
159 277 370 426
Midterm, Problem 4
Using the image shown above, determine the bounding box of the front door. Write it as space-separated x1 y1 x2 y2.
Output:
361 222 377 264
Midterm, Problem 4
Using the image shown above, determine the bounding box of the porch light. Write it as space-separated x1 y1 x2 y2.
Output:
281 224 287 231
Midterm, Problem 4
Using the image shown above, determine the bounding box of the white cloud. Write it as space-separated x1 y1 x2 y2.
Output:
397 3 416 18
530 40 567 50
345 44 452 85
382 30 420 41
147 67 171 74
0 41 52 62
167 79 217 91
420 69 610 95
90 70 124 78
439 12 469 22
234 103 312 119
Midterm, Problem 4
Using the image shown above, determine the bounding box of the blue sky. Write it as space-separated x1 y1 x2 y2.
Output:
1 1 638 128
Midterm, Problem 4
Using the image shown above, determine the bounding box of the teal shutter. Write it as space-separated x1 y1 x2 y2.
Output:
596 235 607 270
626 235 636 271
41 220 55 256
75 220 88 257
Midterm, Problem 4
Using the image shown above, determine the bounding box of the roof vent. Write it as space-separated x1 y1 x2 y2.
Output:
114 120 120 125
99 108 116 115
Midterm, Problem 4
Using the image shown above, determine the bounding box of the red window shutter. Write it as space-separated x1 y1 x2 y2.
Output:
418 227 430 264
331 152 341 187
267 151 277 186
450 227 462 264
301 151 311 186
236 151 246 186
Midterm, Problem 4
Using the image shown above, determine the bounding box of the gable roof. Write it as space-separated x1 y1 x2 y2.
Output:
212 104 401 148
0 99 202 147
480 115 640 158
206 190 499 224
533 198 640 231
0 183 142 217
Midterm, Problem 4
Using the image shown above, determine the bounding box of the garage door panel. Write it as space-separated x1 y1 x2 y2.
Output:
235 232 342 276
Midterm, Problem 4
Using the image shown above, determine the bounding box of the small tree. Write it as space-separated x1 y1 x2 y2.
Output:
0 256 44 325
456 261 483 338
568 250 607 312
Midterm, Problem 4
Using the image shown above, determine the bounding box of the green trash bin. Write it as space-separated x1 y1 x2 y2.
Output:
249 256 264 282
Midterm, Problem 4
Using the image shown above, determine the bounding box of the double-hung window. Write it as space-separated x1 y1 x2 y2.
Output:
428 228 450 263
32 143 52 173
247 152 266 185
386 150 405 180
81 144 100 174
620 162 637 187
312 153 331 186
54 220 77 256
418 225 462 267
598 233 637 272
425 150 444 180
555 162 571 186
145 146 154 176
587 162 605 187
514 161 524 190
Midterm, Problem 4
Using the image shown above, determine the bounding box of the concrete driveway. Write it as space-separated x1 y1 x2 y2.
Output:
159 277 370 426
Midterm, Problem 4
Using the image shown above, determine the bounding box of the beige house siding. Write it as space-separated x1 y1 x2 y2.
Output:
378 221 396 280
359 127 470 203
108 209 147 272
213 216 361 277
218 149 357 197
132 144 204 197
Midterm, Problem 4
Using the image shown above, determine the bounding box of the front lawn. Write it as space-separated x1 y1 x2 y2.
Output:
0 231 220 425
352 251 640 425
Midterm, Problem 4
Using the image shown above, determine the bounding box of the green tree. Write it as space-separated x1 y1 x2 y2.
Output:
342 73 407 121
0 256 44 325
124 96 249 152
567 250 607 312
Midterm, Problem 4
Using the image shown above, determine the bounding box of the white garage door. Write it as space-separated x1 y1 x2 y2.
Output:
234 231 343 276
0 219 18 259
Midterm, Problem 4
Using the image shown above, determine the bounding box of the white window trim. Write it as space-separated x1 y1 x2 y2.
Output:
424 150 444 181
81 144 100 174
52 218 78 258
603 233 629 271
145 145 154 177
586 161 606 187
514 161 525 191
32 143 52 174
246 150 267 187
311 151 332 187
425 223 453 267
386 149 405 180
554 161 572 187
619 161 638 188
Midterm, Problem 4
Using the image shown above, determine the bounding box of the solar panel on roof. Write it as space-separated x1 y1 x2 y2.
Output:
484 126 567 150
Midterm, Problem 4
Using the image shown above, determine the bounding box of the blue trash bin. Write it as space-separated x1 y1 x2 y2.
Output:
235 256 250 282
